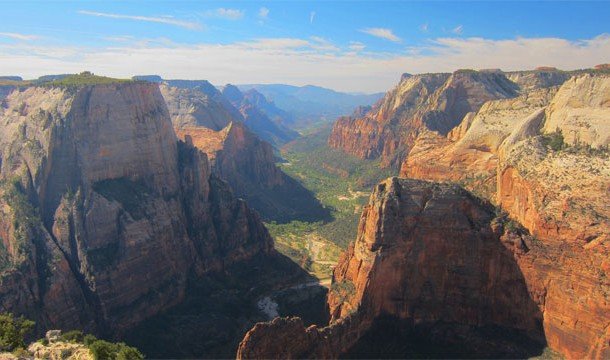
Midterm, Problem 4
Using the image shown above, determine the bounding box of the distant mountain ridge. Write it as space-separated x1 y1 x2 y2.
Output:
237 83 384 129
133 76 298 147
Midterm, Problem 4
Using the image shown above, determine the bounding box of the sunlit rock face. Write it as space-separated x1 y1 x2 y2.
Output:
0 82 273 335
238 176 609 359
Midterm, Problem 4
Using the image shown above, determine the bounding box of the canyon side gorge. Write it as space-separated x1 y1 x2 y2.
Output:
0 67 607 360
239 68 610 359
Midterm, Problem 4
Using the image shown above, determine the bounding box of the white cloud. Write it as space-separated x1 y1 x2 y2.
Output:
310 36 339 52
258 7 269 19
0 32 39 41
452 25 463 35
349 41 366 52
420 23 429 33
205 8 244 20
78 10 202 30
239 38 310 50
360 28 401 42
310 11 316 24
1 35 609 93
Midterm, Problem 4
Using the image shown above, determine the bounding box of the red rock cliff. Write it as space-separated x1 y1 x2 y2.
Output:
328 70 518 168
238 178 609 359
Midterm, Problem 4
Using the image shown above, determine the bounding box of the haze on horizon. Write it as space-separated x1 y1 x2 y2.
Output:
1 0 609 93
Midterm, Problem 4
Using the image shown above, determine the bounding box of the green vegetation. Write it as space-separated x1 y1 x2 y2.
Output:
329 280 356 304
540 129 609 157
40 329 143 359
541 129 566 151
0 176 42 268
44 72 133 87
87 337 144 360
60 330 84 343
269 126 393 280
0 313 34 353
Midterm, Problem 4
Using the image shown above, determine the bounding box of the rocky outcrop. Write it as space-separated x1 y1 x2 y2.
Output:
0 82 273 335
222 85 298 147
506 69 571 91
238 178 610 359
401 73 610 241
163 83 330 223
497 136 610 244
160 84 237 131
401 87 557 199
175 122 330 223
328 70 518 168
543 74 610 147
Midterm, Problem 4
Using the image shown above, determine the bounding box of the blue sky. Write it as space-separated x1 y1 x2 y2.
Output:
1 1 609 92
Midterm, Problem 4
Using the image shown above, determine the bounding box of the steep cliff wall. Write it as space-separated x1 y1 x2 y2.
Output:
401 73 610 244
0 82 273 335
401 87 556 199
238 178 609 359
160 84 236 131
165 83 330 223
328 70 518 167
543 74 610 148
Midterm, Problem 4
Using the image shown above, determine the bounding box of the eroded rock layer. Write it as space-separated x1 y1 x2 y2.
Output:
238 178 610 359
0 82 273 335
328 70 519 167
164 84 330 223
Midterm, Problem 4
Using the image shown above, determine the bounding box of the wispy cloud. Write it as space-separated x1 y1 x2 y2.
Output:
420 23 429 33
310 11 316 24
2 35 609 92
239 38 310 50
310 36 339 52
204 8 244 20
258 7 269 19
78 10 202 30
0 32 39 41
360 28 401 42
452 25 464 35
348 41 366 52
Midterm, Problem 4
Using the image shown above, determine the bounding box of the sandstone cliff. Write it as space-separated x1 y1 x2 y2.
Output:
238 178 610 359
0 82 273 335
160 84 237 131
401 73 610 243
328 70 518 168
163 84 330 223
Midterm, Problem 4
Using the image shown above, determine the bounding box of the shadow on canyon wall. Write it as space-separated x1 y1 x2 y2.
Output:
243 173 333 224
343 221 548 359
123 252 328 359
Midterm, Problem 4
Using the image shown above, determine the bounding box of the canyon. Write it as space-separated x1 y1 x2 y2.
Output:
161 81 330 223
238 68 610 359
0 79 279 338
0 67 607 360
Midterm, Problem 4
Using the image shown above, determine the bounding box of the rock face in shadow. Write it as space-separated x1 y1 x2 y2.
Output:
239 177 610 359
164 83 330 223
0 82 273 335
240 178 592 358
392 73 610 359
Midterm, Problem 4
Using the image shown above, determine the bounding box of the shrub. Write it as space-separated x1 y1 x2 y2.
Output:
12 347 30 358
83 334 98 346
89 339 143 360
0 313 35 352
541 129 565 151
60 330 84 343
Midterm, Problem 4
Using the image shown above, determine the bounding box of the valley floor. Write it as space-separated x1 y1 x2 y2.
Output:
266 124 394 282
